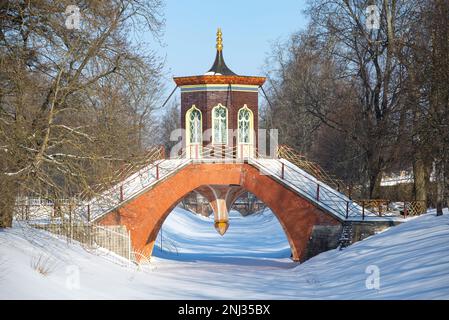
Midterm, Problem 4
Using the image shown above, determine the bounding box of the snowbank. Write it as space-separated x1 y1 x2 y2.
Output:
1 207 448 299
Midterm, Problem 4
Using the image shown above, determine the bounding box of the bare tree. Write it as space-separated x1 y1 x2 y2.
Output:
0 0 165 227
264 1 442 202
426 0 449 214
157 99 180 156
304 0 420 198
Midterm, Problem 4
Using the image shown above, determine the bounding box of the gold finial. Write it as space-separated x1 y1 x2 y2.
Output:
216 28 223 51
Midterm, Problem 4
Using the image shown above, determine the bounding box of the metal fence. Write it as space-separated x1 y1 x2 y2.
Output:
14 200 132 263
14 198 83 222
30 223 131 260
28 222 132 263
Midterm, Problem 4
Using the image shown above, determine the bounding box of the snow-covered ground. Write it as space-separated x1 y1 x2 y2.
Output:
1 207 449 299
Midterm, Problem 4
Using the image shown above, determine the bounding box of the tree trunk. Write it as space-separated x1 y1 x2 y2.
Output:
0 177 18 228
369 169 383 199
446 159 449 210
413 152 429 208
435 159 445 216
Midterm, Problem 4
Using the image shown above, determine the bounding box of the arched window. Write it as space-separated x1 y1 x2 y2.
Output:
186 106 202 144
238 106 253 144
212 104 228 144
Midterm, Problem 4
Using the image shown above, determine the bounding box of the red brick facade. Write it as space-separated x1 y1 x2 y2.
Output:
180 90 259 148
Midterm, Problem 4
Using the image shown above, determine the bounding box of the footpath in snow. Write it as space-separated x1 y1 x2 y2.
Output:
0 207 449 299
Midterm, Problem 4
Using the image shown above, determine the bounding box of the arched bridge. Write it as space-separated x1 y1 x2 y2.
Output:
78 149 396 262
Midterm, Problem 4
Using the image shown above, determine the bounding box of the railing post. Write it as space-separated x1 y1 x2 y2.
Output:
156 164 160 180
378 201 382 217
348 185 352 200
316 184 320 201
120 185 124 202
281 162 285 179
404 201 408 219
60 201 64 224
346 201 349 219
160 145 166 160
69 203 73 242
87 204 91 222
362 201 365 220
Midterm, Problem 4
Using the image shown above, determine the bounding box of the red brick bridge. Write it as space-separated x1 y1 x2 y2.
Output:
82 151 390 262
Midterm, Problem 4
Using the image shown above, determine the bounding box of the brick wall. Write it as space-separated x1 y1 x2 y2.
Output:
180 90 259 148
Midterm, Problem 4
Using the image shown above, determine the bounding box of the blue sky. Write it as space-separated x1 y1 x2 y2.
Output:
151 0 309 90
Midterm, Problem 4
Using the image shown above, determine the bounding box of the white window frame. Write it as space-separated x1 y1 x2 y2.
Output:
211 103 228 145
186 105 202 158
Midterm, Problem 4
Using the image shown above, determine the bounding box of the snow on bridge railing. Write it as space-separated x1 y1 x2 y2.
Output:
276 145 364 199
249 158 367 220
78 158 192 222
62 148 191 222
250 157 427 221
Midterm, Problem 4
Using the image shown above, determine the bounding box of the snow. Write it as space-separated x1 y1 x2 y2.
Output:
153 209 290 259
380 173 414 186
2 206 449 299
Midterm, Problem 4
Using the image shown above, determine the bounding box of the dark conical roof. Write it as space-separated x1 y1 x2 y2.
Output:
206 28 237 76
207 50 236 75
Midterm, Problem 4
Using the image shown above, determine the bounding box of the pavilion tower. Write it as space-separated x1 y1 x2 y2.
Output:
173 29 266 235
173 28 266 159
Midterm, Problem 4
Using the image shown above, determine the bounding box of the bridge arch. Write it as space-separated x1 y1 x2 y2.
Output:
97 162 340 262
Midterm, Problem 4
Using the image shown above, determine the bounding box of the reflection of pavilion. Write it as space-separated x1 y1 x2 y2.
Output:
181 190 266 217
